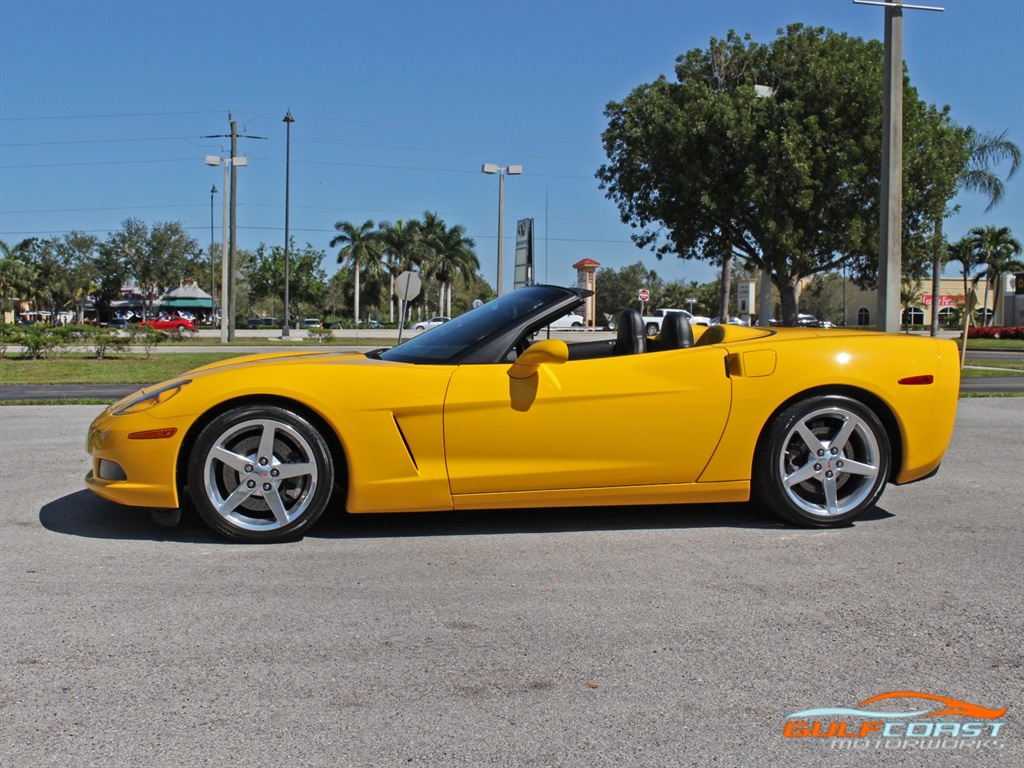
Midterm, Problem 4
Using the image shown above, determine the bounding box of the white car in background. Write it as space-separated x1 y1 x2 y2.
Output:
641 308 710 336
545 313 586 329
409 316 450 331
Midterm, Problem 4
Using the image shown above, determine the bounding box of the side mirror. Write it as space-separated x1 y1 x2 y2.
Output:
507 339 569 379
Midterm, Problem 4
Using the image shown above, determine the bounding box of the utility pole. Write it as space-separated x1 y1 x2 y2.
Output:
282 110 294 338
855 1 944 332
228 120 239 341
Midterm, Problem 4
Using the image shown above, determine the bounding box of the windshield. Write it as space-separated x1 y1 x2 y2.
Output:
379 285 577 364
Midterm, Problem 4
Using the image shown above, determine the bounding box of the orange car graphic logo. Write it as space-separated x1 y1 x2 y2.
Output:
858 691 1007 720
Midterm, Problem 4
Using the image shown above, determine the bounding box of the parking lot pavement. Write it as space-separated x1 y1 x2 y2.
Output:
1 401 1021 767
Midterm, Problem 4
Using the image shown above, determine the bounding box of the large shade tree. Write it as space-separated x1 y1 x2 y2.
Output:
597 24 965 325
103 219 203 319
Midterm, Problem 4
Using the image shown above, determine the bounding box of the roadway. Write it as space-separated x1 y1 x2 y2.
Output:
1 400 1020 767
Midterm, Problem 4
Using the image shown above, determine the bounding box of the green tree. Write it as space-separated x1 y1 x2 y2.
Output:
0 238 38 315
104 219 202 319
594 261 666 322
247 240 327 325
900 279 925 333
378 220 423 323
17 233 98 323
800 272 846 327
949 237 986 326
965 226 1023 326
419 213 479 316
330 219 383 324
597 24 965 325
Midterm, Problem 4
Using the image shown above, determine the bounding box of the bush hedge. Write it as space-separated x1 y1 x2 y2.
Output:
966 325 1024 340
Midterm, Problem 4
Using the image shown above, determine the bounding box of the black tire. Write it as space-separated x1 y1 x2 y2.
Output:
187 404 335 542
645 322 659 336
753 395 890 527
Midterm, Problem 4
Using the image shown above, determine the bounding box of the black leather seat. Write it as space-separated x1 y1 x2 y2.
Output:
612 308 646 356
660 312 693 350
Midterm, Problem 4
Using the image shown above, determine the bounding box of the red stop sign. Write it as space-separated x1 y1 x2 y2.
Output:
638 289 650 302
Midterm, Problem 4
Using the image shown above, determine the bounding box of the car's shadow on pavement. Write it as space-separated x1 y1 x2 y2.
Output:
40 490 895 543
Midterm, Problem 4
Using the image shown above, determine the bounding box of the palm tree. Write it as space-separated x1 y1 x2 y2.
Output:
929 129 1021 335
378 220 424 323
949 236 987 327
900 279 925 334
330 220 382 324
434 224 478 316
966 226 1023 326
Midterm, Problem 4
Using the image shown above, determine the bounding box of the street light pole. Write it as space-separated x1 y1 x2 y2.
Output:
481 163 522 296
206 151 246 343
854 0 944 331
210 184 217 317
282 109 295 337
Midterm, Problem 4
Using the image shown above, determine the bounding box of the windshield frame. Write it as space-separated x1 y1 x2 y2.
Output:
378 285 586 365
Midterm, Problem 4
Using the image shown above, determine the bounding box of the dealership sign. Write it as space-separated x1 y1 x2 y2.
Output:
921 295 962 308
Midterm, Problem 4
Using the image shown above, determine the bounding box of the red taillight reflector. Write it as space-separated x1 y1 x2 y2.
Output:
898 375 934 386
128 428 178 440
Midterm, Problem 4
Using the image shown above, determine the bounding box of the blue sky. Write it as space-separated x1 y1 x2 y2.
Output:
1 0 1021 290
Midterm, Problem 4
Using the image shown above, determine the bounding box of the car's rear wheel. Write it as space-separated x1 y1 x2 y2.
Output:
754 396 890 527
187 405 334 542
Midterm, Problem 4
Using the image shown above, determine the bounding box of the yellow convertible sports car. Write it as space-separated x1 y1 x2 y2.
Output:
86 285 960 542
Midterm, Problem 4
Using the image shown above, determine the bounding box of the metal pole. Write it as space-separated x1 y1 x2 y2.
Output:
282 110 294 338
228 120 238 342
210 184 217 317
220 162 229 343
877 4 903 333
497 169 505 296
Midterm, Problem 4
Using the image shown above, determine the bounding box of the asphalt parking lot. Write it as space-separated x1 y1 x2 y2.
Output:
1 400 1021 767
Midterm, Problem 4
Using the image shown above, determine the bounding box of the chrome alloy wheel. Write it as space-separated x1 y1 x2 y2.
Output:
202 417 319 532
777 406 881 517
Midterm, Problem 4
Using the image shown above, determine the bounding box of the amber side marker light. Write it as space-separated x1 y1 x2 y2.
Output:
898 375 934 385
128 428 179 440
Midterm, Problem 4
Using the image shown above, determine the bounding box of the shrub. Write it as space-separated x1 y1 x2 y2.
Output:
967 325 1024 340
307 327 335 344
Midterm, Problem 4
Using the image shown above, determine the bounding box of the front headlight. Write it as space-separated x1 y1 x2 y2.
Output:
113 380 191 415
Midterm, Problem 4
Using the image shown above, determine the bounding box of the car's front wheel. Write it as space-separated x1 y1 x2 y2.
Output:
187 405 334 542
753 396 890 527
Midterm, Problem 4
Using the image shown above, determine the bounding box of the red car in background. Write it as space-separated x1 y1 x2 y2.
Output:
139 315 195 332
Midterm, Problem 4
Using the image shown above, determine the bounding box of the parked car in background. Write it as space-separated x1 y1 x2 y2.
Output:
545 313 586 329
710 316 750 327
635 308 710 336
139 315 195 332
302 318 323 329
796 314 820 327
409 316 450 331
107 318 130 330
247 317 282 329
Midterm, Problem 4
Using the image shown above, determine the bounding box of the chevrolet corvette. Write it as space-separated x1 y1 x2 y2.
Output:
85 285 960 542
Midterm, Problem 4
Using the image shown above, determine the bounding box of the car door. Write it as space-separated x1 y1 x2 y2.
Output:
443 346 732 497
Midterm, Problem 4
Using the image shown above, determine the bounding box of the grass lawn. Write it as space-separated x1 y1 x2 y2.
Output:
0 353 245 385
957 338 1024 350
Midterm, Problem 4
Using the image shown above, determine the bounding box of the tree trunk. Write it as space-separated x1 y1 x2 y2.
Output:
929 217 943 337
353 263 361 324
777 274 800 326
719 254 732 321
